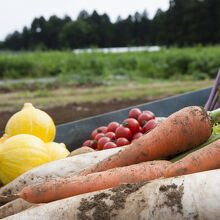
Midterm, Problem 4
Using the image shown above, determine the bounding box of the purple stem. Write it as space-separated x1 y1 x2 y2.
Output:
205 69 220 111
213 102 220 110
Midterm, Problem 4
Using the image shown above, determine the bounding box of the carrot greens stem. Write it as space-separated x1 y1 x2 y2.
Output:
209 108 220 124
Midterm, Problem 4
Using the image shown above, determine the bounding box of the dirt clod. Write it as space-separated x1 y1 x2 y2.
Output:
159 183 184 215
77 181 148 220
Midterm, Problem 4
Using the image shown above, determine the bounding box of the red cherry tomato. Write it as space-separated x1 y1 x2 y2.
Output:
103 142 117 150
115 126 132 140
107 122 120 132
97 126 108 134
122 118 140 134
128 108 142 120
138 112 154 126
91 126 108 139
139 126 143 133
97 137 111 150
90 140 97 149
116 137 130 147
142 119 157 134
132 132 143 140
143 110 155 119
91 129 98 140
82 139 92 147
94 133 105 142
105 132 116 140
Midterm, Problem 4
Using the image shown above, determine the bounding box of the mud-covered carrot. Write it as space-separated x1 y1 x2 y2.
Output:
165 138 220 178
170 133 220 163
81 106 216 176
9 160 170 204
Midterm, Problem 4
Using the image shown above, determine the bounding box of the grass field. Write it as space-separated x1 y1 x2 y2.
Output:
0 46 220 81
0 79 213 112
0 46 218 112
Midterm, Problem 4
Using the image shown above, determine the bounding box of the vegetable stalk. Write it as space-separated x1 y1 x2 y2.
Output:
205 69 220 111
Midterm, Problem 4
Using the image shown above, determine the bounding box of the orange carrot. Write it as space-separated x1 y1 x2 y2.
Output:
81 106 212 176
18 160 171 203
165 139 220 178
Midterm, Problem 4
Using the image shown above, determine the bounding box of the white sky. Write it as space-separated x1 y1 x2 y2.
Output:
0 0 169 41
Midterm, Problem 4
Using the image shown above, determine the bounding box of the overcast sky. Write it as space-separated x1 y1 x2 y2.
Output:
0 0 169 41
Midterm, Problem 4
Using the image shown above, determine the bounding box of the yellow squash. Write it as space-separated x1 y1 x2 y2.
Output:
0 134 50 185
46 142 70 161
0 134 10 145
5 103 56 142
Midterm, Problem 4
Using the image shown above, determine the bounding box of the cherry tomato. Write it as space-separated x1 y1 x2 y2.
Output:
103 142 117 150
138 112 155 126
90 140 97 149
107 122 120 132
132 132 143 140
82 140 92 147
91 126 108 139
97 126 108 134
105 132 116 140
123 118 140 134
91 129 99 140
128 108 142 120
94 133 105 142
97 137 111 150
116 137 130 147
115 126 132 140
142 119 157 134
139 126 143 133
143 110 155 119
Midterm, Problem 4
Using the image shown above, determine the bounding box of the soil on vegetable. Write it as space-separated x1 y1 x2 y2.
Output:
0 96 167 136
77 181 148 220
159 183 184 215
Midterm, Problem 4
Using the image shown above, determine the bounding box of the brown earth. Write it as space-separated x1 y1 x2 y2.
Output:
0 96 168 136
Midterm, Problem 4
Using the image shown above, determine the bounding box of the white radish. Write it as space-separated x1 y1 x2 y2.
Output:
0 199 35 219
0 147 122 197
3 169 220 220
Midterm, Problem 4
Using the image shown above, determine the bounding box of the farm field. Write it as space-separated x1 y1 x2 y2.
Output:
0 79 213 136
0 46 217 135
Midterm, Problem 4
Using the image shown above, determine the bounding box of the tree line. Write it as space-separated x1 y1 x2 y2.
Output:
1 0 220 50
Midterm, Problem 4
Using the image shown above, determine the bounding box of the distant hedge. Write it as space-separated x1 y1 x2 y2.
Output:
0 46 220 81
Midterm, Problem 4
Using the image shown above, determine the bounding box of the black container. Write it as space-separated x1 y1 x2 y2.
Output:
55 87 211 151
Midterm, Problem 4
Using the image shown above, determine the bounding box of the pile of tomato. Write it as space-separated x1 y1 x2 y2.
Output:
82 107 157 150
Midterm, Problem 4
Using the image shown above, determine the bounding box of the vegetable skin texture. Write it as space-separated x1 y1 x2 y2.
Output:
4 169 220 220
81 106 212 175
165 138 220 177
0 199 35 219
170 133 220 163
19 160 171 203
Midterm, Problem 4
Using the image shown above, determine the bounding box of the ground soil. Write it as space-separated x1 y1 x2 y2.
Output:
0 96 168 136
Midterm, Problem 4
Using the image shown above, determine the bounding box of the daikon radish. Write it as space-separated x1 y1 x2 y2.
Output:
0 199 35 219
0 147 122 198
3 169 220 220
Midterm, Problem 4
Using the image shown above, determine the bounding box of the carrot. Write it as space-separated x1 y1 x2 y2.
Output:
170 133 220 163
5 169 220 220
18 160 170 203
165 138 220 178
81 106 213 176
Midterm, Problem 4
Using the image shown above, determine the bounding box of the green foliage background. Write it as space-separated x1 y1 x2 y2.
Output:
0 46 219 82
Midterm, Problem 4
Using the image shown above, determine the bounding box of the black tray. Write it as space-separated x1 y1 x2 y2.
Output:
55 87 212 151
